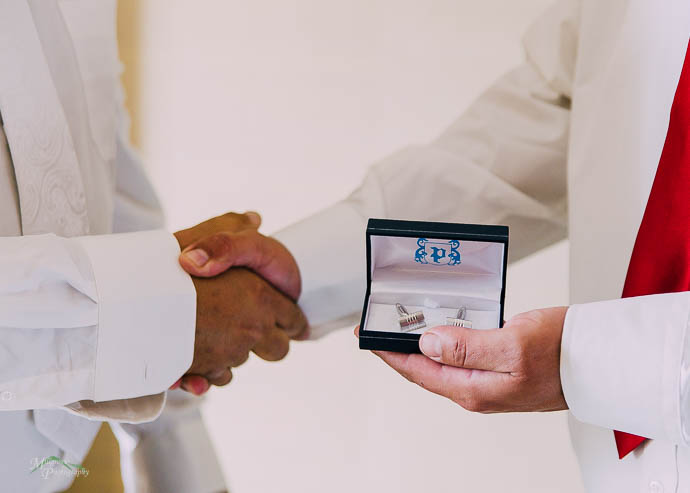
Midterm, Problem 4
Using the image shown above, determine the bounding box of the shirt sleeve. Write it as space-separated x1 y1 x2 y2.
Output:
561 292 690 446
275 0 578 338
115 390 227 493
113 92 166 234
0 229 196 412
55 98 194 424
104 112 228 490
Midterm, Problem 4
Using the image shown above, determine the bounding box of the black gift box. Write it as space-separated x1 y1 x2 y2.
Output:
359 219 509 353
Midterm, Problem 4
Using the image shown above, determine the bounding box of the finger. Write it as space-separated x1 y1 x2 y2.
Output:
252 327 291 361
179 231 302 300
227 349 251 368
374 350 468 397
418 325 515 372
272 293 309 340
293 326 311 341
174 212 259 249
180 375 210 396
206 368 233 387
253 279 308 339
169 378 182 390
244 211 262 228
373 349 511 409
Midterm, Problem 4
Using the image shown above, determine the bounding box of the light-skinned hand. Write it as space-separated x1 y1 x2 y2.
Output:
361 306 569 413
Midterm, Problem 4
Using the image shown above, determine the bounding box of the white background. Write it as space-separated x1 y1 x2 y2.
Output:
136 0 584 491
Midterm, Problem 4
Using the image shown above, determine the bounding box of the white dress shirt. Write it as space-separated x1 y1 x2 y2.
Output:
0 1 224 491
276 1 690 491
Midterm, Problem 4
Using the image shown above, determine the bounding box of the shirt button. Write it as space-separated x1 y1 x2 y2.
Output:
0 391 14 402
649 480 664 493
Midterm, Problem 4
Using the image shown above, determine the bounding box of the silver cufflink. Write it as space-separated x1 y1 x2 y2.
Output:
447 306 472 328
396 303 426 332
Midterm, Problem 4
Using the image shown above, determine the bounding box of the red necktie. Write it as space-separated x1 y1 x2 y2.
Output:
615 39 690 460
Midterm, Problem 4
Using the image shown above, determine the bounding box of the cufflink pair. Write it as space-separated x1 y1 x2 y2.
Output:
396 304 472 332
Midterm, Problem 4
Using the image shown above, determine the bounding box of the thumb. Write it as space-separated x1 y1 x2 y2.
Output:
418 325 510 372
179 230 302 300
244 211 262 228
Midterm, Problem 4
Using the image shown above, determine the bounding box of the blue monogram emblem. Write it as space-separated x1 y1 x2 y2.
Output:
414 238 461 266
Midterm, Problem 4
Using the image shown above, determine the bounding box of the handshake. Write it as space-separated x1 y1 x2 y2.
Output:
170 211 308 395
167 211 570 417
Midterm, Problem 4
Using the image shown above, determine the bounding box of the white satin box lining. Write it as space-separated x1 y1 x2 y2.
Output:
363 234 505 334
365 301 500 334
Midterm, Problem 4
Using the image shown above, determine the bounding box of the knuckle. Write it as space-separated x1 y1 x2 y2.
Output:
228 350 250 368
258 283 276 307
217 372 233 387
209 231 235 254
237 212 252 225
207 369 230 386
265 340 290 361
527 309 545 323
508 332 529 368
220 211 252 230
512 373 530 391
293 319 309 339
285 310 306 333
520 309 544 325
222 212 242 222
228 328 259 357
245 323 265 344
450 337 467 367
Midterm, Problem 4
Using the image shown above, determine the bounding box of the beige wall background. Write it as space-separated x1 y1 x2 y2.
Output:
119 1 584 491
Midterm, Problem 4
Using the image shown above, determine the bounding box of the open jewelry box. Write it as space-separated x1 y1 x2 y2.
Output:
359 219 508 353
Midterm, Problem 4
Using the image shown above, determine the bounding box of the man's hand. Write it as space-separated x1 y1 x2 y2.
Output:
174 210 262 250
178 226 301 300
366 307 569 413
186 267 307 387
169 212 308 395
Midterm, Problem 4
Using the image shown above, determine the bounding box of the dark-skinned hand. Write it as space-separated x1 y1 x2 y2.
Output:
169 212 307 395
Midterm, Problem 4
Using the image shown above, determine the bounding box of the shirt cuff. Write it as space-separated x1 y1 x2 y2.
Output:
65 393 168 424
560 292 690 440
76 230 196 402
274 202 368 339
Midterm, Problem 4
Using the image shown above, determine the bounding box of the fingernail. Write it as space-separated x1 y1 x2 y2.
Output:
420 333 441 358
245 211 261 227
169 378 181 390
183 248 209 267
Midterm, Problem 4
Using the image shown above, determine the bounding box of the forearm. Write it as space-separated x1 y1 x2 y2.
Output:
276 64 571 337
113 128 166 233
